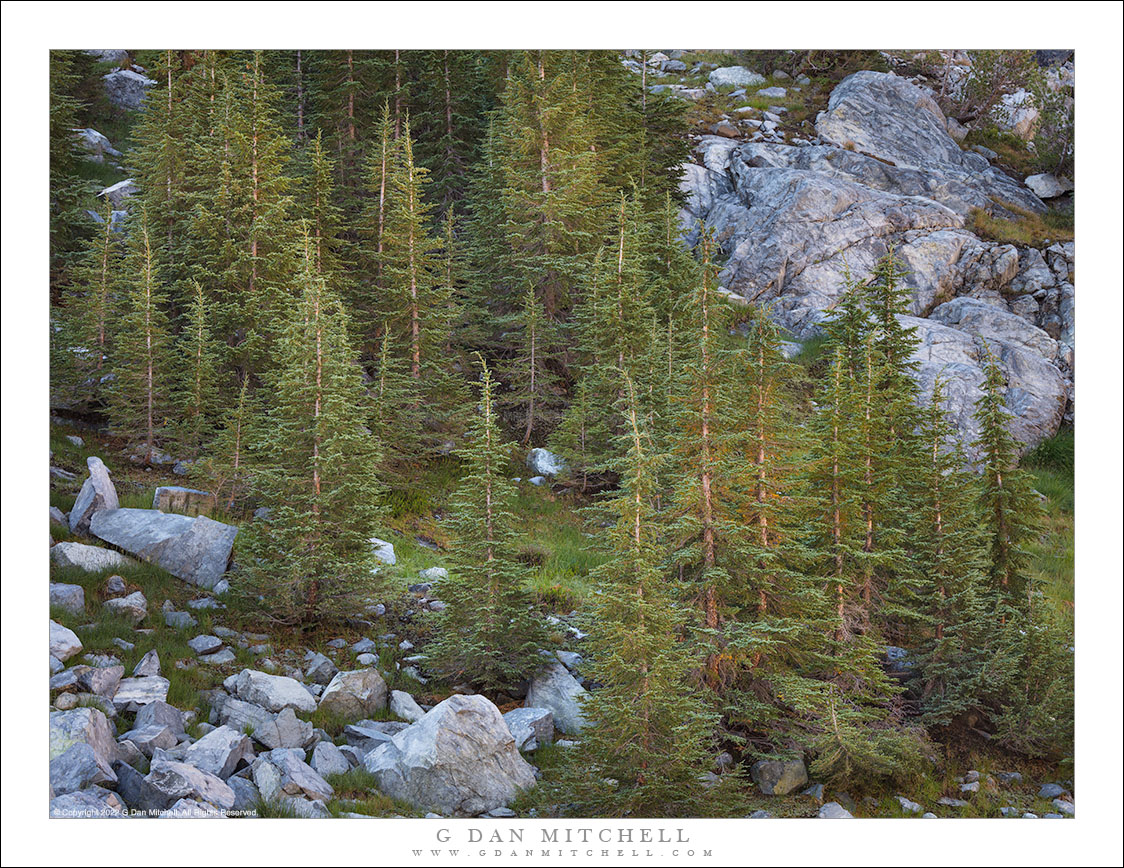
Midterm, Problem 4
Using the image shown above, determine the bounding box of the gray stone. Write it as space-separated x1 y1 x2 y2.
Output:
215 697 309 750
503 707 554 752
49 707 118 777
182 725 255 779
231 668 317 713
49 788 126 818
120 724 178 758
750 758 809 796
896 795 924 813
152 485 217 516
103 590 148 625
319 669 388 720
50 583 86 616
69 456 119 535
1025 173 1073 200
370 537 397 565
50 541 134 573
200 648 236 665
144 759 236 810
1051 798 1074 815
49 619 83 662
132 648 161 677
390 689 426 723
817 801 854 818
164 610 197 630
305 652 339 685
757 86 787 99
419 566 448 582
77 663 124 698
252 748 334 802
159 798 228 818
344 720 410 753
709 66 765 88
50 506 69 527
310 741 350 778
526 448 567 477
188 634 223 655
525 663 588 734
228 775 260 811
112 676 170 711
50 742 117 794
135 700 185 736
1039 782 1066 799
938 796 969 807
90 509 237 590
555 650 583 672
102 70 154 110
364 694 536 816
105 574 127 594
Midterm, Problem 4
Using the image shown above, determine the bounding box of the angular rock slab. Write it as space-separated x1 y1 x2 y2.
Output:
90 508 237 589
318 669 387 720
49 708 118 773
503 707 554 751
144 760 235 811
49 619 83 662
525 662 588 734
365 694 536 816
231 668 317 713
50 541 135 573
183 725 256 779
49 583 86 616
69 456 120 535
112 676 170 712
153 485 216 516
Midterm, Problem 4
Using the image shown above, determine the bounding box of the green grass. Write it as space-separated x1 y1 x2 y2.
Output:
968 201 1074 247
963 125 1043 175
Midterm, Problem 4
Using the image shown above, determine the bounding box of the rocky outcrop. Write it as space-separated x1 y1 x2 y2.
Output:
364 694 536 816
90 509 237 590
680 70 1073 449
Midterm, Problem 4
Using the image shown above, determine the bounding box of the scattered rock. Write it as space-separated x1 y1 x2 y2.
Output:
252 748 334 802
50 620 83 662
817 801 854 818
231 669 317 714
188 634 223 655
1025 173 1073 200
750 758 809 796
102 69 154 111
144 759 236 811
525 663 588 735
319 669 388 719
503 707 554 752
896 795 923 814
390 690 426 723
182 725 255 779
112 676 170 712
133 649 161 677
305 652 339 686
526 448 567 477
120 723 178 758
103 590 148 625
709 66 765 88
50 541 134 573
50 583 86 616
68 457 120 535
310 741 351 778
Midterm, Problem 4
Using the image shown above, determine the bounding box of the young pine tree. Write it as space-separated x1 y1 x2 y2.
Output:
110 209 175 465
238 229 386 626
562 373 722 817
175 280 221 457
427 356 546 693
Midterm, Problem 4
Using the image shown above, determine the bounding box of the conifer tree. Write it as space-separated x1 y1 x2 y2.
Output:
500 283 564 445
563 373 721 817
175 280 221 456
238 228 386 625
427 356 546 693
908 378 994 729
110 208 174 464
49 50 88 292
662 233 749 694
195 374 256 513
973 344 1044 615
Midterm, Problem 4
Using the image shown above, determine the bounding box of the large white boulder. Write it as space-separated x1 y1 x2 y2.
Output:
364 694 536 816
230 669 317 714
